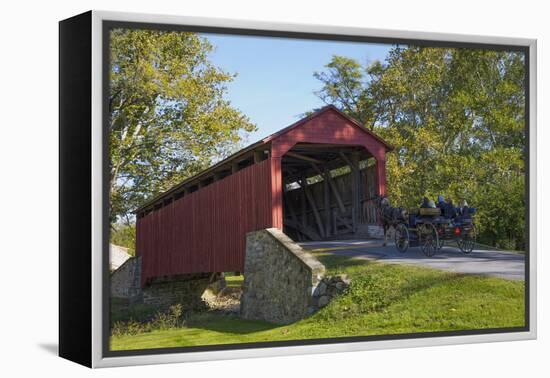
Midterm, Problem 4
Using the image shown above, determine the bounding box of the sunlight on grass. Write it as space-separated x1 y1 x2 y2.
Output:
224 273 244 288
111 255 525 351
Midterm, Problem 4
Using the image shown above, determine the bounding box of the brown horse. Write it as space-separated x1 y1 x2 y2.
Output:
375 196 408 246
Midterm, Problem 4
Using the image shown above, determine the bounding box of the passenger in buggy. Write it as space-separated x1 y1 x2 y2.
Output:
418 194 473 220
457 199 470 217
420 196 437 208
420 197 430 208
434 194 457 218
443 197 457 218
437 194 445 208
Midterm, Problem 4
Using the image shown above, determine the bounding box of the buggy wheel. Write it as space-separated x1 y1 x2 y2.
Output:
420 223 439 257
394 223 409 253
459 225 476 254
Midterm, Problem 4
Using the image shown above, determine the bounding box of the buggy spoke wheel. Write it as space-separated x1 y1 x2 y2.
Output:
394 223 409 253
420 223 439 257
459 225 476 254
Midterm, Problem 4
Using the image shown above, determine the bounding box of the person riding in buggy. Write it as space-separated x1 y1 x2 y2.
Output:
377 195 477 257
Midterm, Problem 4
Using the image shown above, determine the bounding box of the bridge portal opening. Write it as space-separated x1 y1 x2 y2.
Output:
281 143 380 241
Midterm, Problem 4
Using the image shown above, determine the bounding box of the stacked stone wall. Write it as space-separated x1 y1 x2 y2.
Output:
110 257 215 310
110 257 142 303
240 228 326 324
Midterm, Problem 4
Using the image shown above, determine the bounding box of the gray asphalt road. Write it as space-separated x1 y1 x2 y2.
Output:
299 240 525 281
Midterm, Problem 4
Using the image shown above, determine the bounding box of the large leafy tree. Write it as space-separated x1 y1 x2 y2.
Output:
314 47 526 249
109 29 255 226
313 56 377 128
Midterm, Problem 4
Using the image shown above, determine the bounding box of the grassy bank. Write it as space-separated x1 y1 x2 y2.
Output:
110 253 525 351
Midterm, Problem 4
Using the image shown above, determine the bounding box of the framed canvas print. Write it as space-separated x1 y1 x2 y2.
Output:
59 10 537 368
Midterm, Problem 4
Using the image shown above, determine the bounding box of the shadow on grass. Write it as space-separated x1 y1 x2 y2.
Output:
110 300 158 323
315 253 371 272
315 251 471 314
113 253 484 339
186 314 280 334
384 271 467 309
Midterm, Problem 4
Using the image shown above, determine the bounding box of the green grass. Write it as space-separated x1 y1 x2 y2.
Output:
110 253 525 351
224 273 244 288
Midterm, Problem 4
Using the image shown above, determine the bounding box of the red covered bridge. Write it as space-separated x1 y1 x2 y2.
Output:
135 106 393 286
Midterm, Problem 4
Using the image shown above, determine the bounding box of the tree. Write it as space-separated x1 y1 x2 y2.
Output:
313 55 377 128
314 47 526 249
109 29 256 226
110 223 136 256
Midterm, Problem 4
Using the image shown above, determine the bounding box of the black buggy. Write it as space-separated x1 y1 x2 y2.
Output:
393 205 477 257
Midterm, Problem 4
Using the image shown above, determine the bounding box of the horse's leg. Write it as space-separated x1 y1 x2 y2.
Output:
383 224 387 246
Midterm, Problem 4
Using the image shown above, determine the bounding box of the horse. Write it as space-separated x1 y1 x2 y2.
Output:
375 196 409 246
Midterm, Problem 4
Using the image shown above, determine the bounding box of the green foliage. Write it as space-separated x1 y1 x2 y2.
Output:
110 223 136 255
314 48 526 250
313 56 377 127
111 303 185 337
110 298 156 323
109 29 256 225
223 273 244 288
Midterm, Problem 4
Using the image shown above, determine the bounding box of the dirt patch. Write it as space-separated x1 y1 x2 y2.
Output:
202 287 242 314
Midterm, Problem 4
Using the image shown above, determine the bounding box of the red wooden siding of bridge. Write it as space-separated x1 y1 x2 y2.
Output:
137 159 273 286
135 106 392 286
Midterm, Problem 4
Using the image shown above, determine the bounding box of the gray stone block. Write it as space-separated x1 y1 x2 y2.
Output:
240 228 326 324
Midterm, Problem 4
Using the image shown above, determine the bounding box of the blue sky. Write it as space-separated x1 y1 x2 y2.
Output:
202 33 393 142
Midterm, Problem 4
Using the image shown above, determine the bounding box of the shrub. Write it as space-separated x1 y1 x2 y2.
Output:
111 304 186 336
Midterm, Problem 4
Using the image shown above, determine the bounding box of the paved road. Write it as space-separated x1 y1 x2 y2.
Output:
299 240 525 281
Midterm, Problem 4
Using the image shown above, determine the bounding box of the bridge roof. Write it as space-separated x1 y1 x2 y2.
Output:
136 105 392 213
